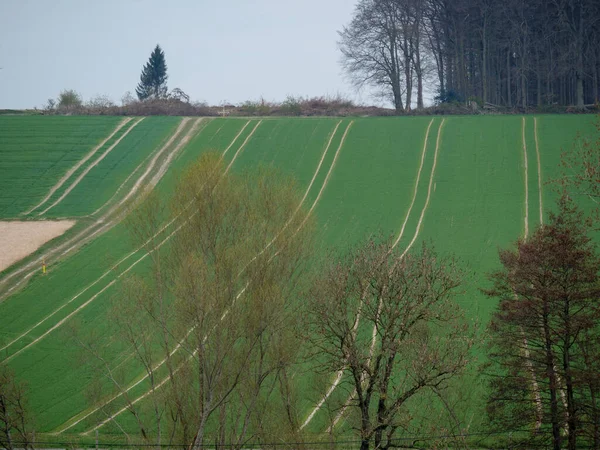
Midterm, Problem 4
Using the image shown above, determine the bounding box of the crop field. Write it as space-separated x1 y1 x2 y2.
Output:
0 116 122 218
0 114 597 441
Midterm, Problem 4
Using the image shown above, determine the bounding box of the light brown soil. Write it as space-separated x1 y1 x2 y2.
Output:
0 221 75 272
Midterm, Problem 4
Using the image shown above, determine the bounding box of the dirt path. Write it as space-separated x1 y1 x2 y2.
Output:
37 118 145 216
0 117 201 301
0 221 76 271
59 120 354 435
300 119 440 430
24 118 132 215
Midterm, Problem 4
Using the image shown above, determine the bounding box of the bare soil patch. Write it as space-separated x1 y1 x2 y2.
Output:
0 221 75 272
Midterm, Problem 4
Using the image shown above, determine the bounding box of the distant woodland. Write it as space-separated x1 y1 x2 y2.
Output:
340 0 600 111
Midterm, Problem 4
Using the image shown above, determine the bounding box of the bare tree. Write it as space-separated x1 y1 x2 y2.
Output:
79 153 314 448
307 238 473 450
0 365 32 450
339 0 407 112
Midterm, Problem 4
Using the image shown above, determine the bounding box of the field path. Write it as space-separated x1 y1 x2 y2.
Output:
55 120 354 435
24 118 132 215
37 118 145 216
300 118 443 431
0 117 203 301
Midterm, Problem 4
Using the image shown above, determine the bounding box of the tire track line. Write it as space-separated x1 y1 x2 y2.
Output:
325 118 446 432
63 121 353 435
299 118 438 431
222 120 252 158
392 118 435 249
522 117 530 238
1 120 246 353
38 118 145 216
24 118 133 215
3 225 183 364
520 116 545 429
87 118 219 218
238 120 342 274
223 121 262 175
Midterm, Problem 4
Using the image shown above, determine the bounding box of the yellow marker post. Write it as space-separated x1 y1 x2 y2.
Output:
42 259 46 275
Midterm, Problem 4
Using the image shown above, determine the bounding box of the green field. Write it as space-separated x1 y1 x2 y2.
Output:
0 114 597 442
0 116 122 218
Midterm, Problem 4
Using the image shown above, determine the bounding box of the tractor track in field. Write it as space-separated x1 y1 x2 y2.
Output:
522 117 530 238
24 118 133 216
0 117 205 302
301 118 446 432
37 118 145 216
521 116 553 430
55 120 353 435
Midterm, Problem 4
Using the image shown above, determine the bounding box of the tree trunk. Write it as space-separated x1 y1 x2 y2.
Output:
543 306 562 450
416 53 424 109
507 49 512 107
482 15 488 103
563 301 577 450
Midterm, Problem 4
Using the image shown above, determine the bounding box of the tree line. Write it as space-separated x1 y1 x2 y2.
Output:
340 0 600 111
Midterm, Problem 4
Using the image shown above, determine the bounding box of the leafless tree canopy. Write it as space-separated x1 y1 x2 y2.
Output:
307 238 473 450
340 0 600 110
0 365 32 450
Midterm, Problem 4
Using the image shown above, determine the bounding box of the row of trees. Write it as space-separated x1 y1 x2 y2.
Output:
340 0 600 111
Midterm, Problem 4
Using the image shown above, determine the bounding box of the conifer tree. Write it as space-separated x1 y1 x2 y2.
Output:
136 44 168 101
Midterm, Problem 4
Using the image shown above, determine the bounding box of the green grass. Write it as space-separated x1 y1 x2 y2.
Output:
0 116 122 217
0 114 598 438
44 117 181 217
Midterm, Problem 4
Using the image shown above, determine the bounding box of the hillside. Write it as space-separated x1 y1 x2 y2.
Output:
0 115 597 443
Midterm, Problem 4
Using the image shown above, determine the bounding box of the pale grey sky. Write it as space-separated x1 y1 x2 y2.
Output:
0 0 369 109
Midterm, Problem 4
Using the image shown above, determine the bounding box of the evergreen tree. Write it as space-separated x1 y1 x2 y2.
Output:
136 44 168 101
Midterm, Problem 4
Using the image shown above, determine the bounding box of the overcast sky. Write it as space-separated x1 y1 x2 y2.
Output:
0 0 375 109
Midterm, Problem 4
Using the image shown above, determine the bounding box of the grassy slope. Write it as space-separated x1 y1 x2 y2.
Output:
0 115 597 437
42 117 181 218
0 116 121 217
69 118 345 435
0 118 267 431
